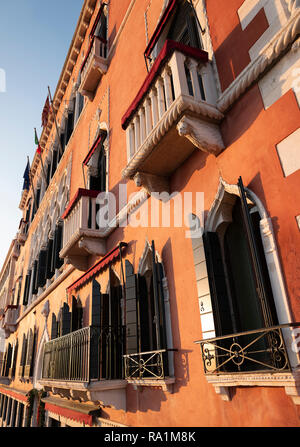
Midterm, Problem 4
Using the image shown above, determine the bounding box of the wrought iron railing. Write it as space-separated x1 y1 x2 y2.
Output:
195 323 300 375
123 349 169 380
42 325 125 383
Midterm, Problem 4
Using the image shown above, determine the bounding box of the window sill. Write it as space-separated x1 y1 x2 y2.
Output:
205 368 300 404
38 379 127 410
126 377 175 393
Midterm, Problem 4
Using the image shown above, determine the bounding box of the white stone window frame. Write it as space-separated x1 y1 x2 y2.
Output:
86 121 109 193
191 178 300 402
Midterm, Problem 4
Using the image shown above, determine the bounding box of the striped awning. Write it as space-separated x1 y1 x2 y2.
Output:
42 396 101 427
67 243 127 297
0 386 28 403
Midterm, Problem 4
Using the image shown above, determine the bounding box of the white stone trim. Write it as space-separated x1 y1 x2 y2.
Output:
217 7 300 112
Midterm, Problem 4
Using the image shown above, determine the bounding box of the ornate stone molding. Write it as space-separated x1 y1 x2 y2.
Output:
127 377 175 393
177 115 224 155
287 0 300 14
134 172 170 196
122 93 224 180
206 369 300 405
217 9 300 112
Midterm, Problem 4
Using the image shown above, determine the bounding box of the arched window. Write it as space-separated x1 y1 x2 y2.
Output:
200 178 285 373
89 131 107 192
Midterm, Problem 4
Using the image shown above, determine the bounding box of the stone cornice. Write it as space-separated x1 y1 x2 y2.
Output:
217 7 300 112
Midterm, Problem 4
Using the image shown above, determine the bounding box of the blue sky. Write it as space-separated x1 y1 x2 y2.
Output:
0 0 84 268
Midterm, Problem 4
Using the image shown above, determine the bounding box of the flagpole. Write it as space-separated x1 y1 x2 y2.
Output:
47 86 64 158
34 128 48 185
27 156 38 213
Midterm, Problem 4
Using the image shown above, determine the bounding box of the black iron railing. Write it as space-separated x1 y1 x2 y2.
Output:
123 349 169 380
195 323 300 375
42 325 125 382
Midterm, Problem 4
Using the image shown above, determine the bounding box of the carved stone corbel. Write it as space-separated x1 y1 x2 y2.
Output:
134 172 169 196
78 237 107 256
176 115 224 155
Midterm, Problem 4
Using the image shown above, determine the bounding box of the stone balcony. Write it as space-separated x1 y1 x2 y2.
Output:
60 189 107 271
16 219 28 246
121 40 224 194
79 36 108 100
1 305 19 337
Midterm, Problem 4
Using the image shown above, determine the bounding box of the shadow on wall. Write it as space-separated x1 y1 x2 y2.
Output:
125 237 195 414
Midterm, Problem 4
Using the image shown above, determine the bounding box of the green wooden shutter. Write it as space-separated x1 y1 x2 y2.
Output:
151 240 163 350
37 250 47 288
238 176 275 327
4 344 12 377
66 108 74 145
22 272 31 305
91 280 101 326
61 303 71 336
46 239 54 280
51 313 58 340
19 334 27 377
156 261 168 350
90 280 102 380
51 149 58 178
125 260 138 355
203 231 234 336
24 329 34 378
99 293 109 379
32 260 38 295
51 225 64 272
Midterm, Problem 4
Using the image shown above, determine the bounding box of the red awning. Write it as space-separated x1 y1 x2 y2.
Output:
121 39 208 130
67 243 127 296
0 386 28 403
90 1 106 38
61 188 101 220
42 397 102 427
83 130 107 166
144 0 178 59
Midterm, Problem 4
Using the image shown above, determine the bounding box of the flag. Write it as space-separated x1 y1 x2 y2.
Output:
42 96 50 127
34 128 39 145
23 161 31 191
34 128 42 155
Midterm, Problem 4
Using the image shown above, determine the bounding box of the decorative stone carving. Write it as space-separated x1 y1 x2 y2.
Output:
78 237 107 257
134 172 170 195
122 93 224 180
41 300 50 320
177 115 224 155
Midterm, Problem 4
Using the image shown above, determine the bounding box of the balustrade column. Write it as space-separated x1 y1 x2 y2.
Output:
80 196 89 229
138 108 146 146
187 59 202 100
162 67 174 109
144 98 152 135
149 88 159 128
133 115 141 151
156 77 166 119
126 124 135 160
168 51 190 98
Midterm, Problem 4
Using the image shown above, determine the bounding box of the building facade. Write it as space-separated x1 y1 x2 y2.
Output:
0 0 300 427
